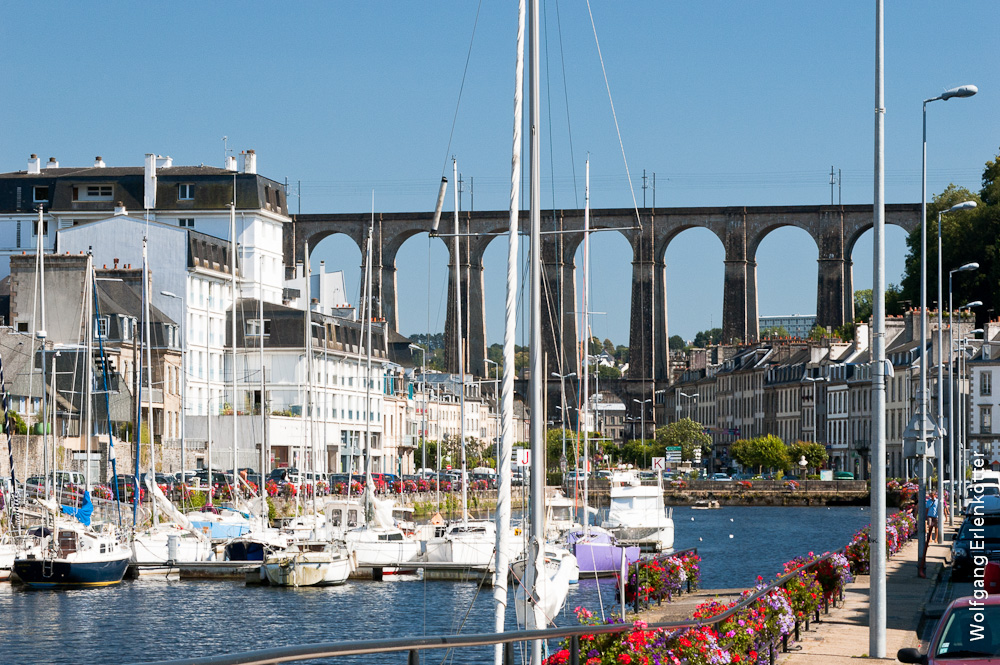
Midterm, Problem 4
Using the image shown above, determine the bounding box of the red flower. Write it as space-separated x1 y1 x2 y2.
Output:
617 655 632 664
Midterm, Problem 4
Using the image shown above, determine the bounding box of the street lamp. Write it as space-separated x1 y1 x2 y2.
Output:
679 391 699 421
409 344 427 475
160 290 187 485
552 371 576 458
937 203 978 536
633 398 652 468
959 329 984 513
918 83 977 561
947 264 981 523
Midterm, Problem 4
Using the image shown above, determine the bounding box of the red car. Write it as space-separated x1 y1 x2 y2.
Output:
898 595 1000 664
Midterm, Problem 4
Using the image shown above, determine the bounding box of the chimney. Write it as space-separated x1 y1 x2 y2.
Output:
27 154 41 174
225 155 237 172
144 153 157 209
155 155 173 168
114 258 120 269
114 201 127 216
45 157 59 169
240 149 257 174
94 156 106 168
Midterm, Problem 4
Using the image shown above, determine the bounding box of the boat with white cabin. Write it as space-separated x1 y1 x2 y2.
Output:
600 468 674 552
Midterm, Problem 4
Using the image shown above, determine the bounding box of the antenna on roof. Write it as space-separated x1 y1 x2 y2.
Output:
223 136 231 168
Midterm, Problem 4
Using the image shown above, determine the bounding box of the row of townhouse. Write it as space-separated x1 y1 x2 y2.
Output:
0 152 530 480
663 311 982 480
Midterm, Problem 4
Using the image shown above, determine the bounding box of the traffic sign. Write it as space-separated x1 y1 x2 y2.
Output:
651 457 666 471
515 449 531 467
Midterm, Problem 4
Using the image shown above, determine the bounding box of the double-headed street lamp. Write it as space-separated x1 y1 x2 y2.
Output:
947 251 981 524
409 344 427 475
679 391 699 421
918 83 977 557
552 371 576 458
633 398 652 468
936 202 978 536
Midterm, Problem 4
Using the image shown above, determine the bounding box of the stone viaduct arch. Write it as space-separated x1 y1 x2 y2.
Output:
287 204 920 386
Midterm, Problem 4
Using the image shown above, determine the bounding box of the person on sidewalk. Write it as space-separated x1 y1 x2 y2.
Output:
926 492 940 542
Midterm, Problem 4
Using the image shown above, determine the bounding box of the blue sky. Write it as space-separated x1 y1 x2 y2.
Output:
2 2 995 345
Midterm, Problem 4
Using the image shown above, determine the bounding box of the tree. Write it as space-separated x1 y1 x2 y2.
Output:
669 335 686 351
693 328 723 347
760 325 789 338
614 345 630 365
603 338 615 354
787 440 828 473
619 439 655 467
854 289 873 323
597 365 622 379
730 435 790 473
654 418 711 462
807 325 827 341
416 440 439 470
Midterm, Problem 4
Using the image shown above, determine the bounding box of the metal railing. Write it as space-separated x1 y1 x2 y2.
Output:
132 552 844 665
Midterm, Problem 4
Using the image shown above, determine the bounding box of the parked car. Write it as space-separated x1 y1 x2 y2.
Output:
471 472 498 489
951 510 1000 581
711 473 732 482
898 595 1000 664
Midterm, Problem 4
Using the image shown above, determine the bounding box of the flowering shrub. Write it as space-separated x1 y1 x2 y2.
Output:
471 479 488 491
265 480 280 497
315 480 328 495
784 480 799 490
404 479 418 493
886 479 918 505
738 480 753 489
281 482 298 498
91 484 114 501
670 479 687 489
844 511 915 575
417 479 431 492
624 553 699 606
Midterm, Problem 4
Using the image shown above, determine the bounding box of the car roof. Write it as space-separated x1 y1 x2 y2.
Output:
949 594 1000 609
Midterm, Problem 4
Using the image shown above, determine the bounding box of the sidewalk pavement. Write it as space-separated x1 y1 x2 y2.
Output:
778 529 954 664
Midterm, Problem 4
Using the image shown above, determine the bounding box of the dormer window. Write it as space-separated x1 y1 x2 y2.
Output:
178 184 194 200
33 186 49 202
72 184 113 201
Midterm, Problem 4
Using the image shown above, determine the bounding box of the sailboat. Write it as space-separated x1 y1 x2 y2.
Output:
344 215 420 576
13 246 131 588
563 161 640 578
130 238 214 570
262 251 352 587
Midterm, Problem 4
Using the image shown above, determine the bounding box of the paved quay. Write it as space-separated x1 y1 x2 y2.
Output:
636 528 959 663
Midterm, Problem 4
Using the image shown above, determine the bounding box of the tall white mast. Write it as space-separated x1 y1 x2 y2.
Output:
527 0 547 654
451 158 468 524
84 256 94 490
582 159 591 538
364 194 374 519
230 201 239 488
259 257 267 530
302 249 312 507
493 0 525 656
143 238 158 525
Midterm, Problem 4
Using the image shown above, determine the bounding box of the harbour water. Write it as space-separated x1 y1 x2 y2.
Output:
0 506 874 665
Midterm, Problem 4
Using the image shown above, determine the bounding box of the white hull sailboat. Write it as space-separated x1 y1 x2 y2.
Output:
262 541 353 587
601 469 674 552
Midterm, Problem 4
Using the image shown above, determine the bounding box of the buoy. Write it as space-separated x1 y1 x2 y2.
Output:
690 517 695 521
729 534 734 538
730 518 734 522
699 537 703 541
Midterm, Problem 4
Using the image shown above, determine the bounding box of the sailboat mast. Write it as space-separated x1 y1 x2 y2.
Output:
493 0 525 655
230 202 238 492
259 257 267 530
527 0 547 651
364 197 374 517
302 250 311 507
143 238 158 525
451 159 467 525
582 159 590 538
84 256 94 490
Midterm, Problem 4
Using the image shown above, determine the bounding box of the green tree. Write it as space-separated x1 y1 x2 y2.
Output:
808 325 827 341
854 289 873 322
416 440 439 470
760 325 789 338
787 440 828 472
669 335 686 351
619 439 655 467
693 328 723 347
731 435 790 473
597 365 622 380
603 338 615 354
6 410 27 435
614 345 630 365
654 418 711 462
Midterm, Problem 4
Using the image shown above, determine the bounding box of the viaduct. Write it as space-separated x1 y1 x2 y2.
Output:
285 204 920 427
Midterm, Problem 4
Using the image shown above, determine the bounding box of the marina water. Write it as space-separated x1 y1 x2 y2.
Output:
0 506 873 664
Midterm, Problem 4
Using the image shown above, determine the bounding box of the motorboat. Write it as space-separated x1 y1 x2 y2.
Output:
691 499 721 510
133 523 214 567
425 520 497 568
0 536 15 581
566 527 640 577
262 540 354 587
343 490 420 574
224 529 289 561
544 490 581 541
14 519 130 588
185 504 251 540
600 469 674 552
510 543 579 585
515 546 578 629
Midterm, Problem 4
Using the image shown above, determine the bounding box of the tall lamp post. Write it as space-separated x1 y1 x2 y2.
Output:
552 371 575 458
409 344 427 475
947 260 980 523
916 82 977 567
679 391 699 421
959 330 984 510
937 202 978 539
160 290 186 482
633 398 652 468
